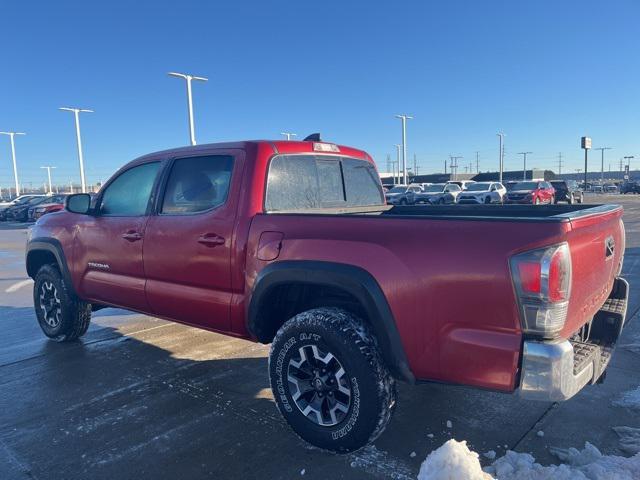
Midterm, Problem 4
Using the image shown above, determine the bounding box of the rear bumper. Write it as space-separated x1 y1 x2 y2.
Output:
519 277 629 401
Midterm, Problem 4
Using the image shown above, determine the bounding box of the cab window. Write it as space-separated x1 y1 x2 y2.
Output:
100 162 160 216
161 155 234 214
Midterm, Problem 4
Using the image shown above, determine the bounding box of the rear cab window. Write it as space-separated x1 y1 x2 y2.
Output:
265 155 384 212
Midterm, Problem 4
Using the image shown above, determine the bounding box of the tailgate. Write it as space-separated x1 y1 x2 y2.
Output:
560 205 625 338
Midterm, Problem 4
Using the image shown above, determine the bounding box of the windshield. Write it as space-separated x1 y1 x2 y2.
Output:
464 183 492 191
423 184 445 193
512 182 538 191
387 186 407 194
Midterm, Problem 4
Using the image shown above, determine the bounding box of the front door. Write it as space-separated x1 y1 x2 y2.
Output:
74 161 161 312
143 151 242 332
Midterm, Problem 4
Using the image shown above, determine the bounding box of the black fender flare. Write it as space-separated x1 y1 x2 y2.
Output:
248 260 415 383
26 237 78 297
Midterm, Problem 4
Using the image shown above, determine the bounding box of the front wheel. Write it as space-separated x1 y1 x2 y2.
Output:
269 308 396 453
534 197 541 205
34 264 92 342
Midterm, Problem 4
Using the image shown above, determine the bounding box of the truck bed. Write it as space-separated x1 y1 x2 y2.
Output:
250 202 624 390
266 203 619 221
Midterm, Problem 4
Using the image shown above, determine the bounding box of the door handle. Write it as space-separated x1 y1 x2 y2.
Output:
122 231 143 242
198 234 225 247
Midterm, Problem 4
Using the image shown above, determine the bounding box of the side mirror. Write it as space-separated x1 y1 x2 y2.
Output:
66 194 92 214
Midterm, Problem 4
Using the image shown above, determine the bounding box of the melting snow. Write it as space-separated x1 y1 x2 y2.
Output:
613 386 640 409
418 439 640 480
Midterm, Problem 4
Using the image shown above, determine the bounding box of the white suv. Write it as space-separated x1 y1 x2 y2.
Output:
457 182 507 204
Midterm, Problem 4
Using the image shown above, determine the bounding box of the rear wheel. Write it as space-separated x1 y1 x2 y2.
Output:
550 196 555 204
269 308 396 453
484 196 491 204
577 193 584 204
34 264 91 342
399 198 408 205
534 197 541 205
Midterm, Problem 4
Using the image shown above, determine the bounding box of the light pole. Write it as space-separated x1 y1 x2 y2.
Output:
395 114 413 185
518 152 532 180
0 131 26 196
497 133 505 183
394 144 402 184
280 132 297 141
168 71 208 146
60 107 93 193
594 147 612 185
581 137 591 190
41 166 57 194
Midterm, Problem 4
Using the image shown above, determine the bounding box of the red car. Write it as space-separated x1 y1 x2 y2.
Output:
504 180 556 205
26 139 628 453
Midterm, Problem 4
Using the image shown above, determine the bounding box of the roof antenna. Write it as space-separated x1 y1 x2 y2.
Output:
303 133 321 142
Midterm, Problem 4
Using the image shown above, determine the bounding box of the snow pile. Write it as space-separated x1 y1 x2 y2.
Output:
418 439 640 480
417 440 492 480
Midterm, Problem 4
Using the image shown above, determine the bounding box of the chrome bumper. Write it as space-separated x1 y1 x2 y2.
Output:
519 277 628 401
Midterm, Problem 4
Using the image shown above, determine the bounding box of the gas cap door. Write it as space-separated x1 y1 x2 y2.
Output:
257 231 284 261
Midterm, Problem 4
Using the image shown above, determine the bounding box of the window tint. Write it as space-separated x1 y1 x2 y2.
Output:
162 155 233 214
265 155 384 212
100 162 160 216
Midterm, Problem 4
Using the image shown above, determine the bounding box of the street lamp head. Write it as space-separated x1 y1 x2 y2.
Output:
168 72 208 82
0 131 25 136
60 107 93 114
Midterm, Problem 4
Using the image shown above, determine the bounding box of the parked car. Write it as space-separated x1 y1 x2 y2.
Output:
550 180 583 204
0 195 39 220
446 180 476 190
5 196 49 222
604 184 618 194
29 194 69 221
505 180 519 191
457 182 506 204
384 184 422 205
504 181 555 205
26 139 628 453
414 183 461 204
621 181 640 194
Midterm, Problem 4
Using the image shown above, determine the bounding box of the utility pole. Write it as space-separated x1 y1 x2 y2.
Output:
395 114 413 185
40 166 57 195
444 159 447 175
60 107 93 193
557 152 563 175
475 151 480 173
594 147 612 185
69 179 73 194
394 144 402 184
168 71 208 146
280 132 297 140
518 152 532 180
0 131 25 196
449 156 463 181
413 153 417 178
497 133 505 183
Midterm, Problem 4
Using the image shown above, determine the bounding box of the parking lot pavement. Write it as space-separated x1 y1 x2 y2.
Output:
1 195 640 479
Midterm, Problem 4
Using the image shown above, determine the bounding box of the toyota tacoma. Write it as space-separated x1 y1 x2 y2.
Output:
26 137 628 452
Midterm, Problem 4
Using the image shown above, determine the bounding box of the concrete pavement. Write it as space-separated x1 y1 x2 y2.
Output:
1 195 639 479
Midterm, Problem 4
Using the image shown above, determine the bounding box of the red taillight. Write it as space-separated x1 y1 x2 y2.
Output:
518 261 541 294
510 243 572 338
548 247 571 302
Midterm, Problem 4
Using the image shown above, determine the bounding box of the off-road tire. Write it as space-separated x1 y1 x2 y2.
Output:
269 308 396 453
34 264 91 342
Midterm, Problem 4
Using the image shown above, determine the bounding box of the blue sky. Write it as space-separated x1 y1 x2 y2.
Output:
0 0 638 189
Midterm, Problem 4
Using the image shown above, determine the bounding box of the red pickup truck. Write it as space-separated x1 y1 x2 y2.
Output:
26 138 628 453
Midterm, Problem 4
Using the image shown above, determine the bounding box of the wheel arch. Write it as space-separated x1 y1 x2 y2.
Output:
26 238 78 297
248 260 415 383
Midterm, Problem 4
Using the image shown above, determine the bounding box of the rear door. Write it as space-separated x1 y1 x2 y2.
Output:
74 161 161 311
143 150 243 332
